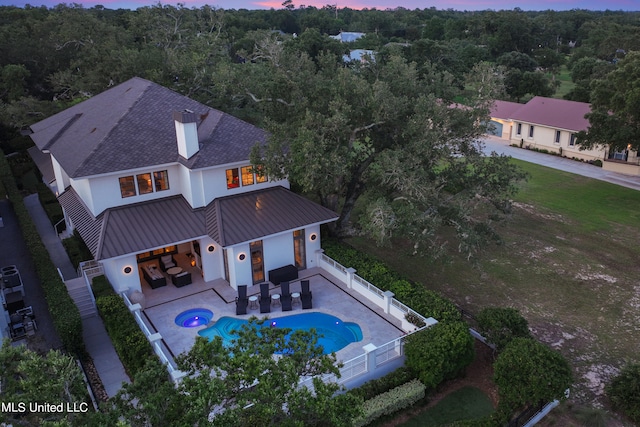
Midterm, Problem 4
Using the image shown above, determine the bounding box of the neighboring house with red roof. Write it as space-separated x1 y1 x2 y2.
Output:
27 77 338 294
489 96 640 175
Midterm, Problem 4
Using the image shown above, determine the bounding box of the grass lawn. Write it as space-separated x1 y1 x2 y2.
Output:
399 387 494 427
551 65 575 99
346 159 640 410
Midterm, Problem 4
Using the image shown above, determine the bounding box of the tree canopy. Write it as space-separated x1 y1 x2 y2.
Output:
578 51 640 153
99 317 362 427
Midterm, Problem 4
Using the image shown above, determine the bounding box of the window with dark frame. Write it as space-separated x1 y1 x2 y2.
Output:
569 134 576 146
137 173 153 195
119 176 136 198
516 123 522 135
241 166 254 186
528 125 535 138
226 168 240 189
555 130 561 144
154 170 169 191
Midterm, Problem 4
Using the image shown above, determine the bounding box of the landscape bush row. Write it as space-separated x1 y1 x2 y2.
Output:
0 148 84 355
92 275 155 378
352 379 426 427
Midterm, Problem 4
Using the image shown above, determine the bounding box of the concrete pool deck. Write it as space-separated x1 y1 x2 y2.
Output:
140 267 406 363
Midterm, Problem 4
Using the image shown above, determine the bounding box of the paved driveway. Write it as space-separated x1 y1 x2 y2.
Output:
481 135 640 191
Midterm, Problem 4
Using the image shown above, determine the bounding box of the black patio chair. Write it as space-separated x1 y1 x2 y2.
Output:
300 280 312 309
280 281 293 311
259 282 271 313
235 284 248 315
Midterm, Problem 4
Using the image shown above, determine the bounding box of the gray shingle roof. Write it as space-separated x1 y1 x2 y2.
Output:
29 77 268 178
59 186 337 260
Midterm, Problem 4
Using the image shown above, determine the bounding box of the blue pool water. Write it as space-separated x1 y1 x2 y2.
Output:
175 308 214 328
198 312 363 354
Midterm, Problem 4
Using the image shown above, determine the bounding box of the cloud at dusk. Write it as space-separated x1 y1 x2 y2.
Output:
4 0 637 11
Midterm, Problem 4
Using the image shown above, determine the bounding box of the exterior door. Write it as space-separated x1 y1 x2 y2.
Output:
250 241 264 284
293 229 306 270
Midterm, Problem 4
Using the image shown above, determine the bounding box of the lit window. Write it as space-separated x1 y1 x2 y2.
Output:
555 130 561 144
226 168 239 189
255 165 267 183
241 166 254 186
119 176 136 198
528 125 534 138
137 173 153 195
154 170 169 191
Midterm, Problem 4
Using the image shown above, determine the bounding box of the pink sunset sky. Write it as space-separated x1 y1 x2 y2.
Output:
3 0 638 11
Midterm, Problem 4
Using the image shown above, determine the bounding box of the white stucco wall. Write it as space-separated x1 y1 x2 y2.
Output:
50 156 70 195
199 237 224 282
511 122 604 161
263 232 295 275
102 254 140 294
304 225 322 270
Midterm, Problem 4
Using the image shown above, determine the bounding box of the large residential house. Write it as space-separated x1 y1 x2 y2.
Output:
27 77 338 295
489 96 640 175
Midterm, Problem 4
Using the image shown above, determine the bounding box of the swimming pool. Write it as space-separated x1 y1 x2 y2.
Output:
175 308 214 328
198 312 363 354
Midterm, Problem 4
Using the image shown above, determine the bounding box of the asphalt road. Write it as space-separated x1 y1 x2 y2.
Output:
481 135 640 191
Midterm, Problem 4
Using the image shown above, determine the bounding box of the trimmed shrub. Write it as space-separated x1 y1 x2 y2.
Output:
322 239 461 322
606 362 640 423
493 338 572 414
93 276 154 377
353 379 426 427
476 307 531 351
348 367 415 401
404 321 475 390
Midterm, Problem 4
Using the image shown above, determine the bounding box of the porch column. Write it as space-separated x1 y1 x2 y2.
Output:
363 343 377 375
346 267 357 290
383 290 394 314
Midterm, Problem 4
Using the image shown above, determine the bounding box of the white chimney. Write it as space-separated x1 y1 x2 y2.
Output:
173 110 199 159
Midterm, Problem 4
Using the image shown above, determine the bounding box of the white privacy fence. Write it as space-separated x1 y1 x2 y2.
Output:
298 250 438 388
121 292 186 382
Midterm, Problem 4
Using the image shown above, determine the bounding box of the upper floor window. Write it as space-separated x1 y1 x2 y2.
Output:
241 166 254 186
119 176 136 198
255 165 268 183
516 123 522 135
226 168 240 189
528 125 535 138
154 170 169 191
227 166 268 189
137 173 153 195
120 170 169 198
555 130 561 144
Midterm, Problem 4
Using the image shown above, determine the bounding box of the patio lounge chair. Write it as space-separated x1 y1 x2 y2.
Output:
259 282 271 313
300 280 312 309
280 281 292 311
236 285 248 315
160 254 177 271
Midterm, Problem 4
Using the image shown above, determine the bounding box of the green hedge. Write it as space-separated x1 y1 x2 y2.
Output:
606 363 640 423
92 275 154 378
322 239 461 322
348 367 415 401
353 379 426 427
0 149 84 356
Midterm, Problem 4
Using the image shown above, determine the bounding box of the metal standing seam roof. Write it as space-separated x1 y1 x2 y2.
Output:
28 77 269 178
59 186 338 260
507 96 592 132
206 186 339 247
